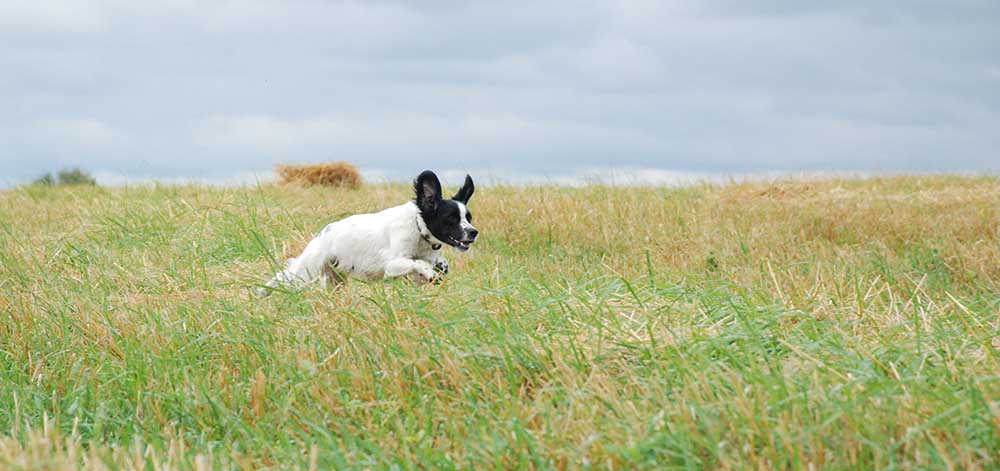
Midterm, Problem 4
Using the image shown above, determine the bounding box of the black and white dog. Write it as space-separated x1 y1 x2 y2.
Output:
259 170 478 295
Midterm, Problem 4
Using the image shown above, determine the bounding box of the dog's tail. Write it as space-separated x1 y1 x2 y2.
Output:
255 274 281 297
255 258 296 297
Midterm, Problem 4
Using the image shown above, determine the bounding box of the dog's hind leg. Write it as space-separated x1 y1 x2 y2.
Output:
258 238 333 296
319 257 346 288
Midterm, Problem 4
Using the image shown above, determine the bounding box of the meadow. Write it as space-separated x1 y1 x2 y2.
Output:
1 176 998 470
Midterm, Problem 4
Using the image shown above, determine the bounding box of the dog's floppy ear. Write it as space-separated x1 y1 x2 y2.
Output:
452 174 475 204
414 170 442 212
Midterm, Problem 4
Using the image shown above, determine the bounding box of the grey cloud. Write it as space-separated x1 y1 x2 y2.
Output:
1 0 997 187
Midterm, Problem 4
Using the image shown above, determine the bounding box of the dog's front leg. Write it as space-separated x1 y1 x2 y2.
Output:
384 258 438 283
431 254 448 278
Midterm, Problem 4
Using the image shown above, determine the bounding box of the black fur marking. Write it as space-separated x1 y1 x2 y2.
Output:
452 174 475 204
414 170 442 213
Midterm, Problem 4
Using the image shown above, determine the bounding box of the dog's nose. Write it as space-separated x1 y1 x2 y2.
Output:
468 228 479 240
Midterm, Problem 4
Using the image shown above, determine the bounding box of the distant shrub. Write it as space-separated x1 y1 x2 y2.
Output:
56 168 97 186
32 168 97 187
276 161 362 189
32 173 56 186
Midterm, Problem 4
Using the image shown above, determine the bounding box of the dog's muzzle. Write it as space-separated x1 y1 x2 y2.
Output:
451 228 478 252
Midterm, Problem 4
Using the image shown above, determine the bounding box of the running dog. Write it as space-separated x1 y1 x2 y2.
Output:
259 170 477 295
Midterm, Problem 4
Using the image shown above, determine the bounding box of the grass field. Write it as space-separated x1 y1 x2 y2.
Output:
1 176 998 470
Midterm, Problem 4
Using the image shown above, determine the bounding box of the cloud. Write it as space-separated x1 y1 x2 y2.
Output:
27 118 128 148
1 0 998 187
0 1 105 36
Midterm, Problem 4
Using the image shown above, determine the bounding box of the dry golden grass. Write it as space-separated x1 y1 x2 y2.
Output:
280 232 315 261
0 175 998 469
275 161 362 189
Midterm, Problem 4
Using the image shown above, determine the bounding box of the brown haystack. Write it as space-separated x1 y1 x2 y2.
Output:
275 161 362 189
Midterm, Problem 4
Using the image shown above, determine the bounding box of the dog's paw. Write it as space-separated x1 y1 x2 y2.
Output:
433 258 449 275
414 260 438 283
429 259 449 285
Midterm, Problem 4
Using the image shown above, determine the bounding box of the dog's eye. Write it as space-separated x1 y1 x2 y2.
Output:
466 213 472 223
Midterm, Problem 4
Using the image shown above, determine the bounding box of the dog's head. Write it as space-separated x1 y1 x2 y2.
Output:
414 170 478 251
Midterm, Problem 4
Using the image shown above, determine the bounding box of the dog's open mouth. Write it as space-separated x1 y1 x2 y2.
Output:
449 237 474 252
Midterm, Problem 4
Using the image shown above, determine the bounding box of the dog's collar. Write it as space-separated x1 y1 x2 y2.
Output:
415 214 442 251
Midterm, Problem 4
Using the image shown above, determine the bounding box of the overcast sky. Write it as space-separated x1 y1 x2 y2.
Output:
2 1 998 186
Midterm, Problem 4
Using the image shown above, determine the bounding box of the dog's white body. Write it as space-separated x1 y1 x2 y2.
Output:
261 202 449 293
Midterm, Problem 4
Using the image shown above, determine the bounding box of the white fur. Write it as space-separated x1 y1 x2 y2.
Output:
259 202 447 294
457 202 474 232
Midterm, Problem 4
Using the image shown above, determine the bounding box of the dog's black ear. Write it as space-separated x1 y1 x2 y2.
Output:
452 174 475 204
414 170 442 212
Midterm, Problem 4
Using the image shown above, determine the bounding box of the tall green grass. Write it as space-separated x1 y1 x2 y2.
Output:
1 177 998 469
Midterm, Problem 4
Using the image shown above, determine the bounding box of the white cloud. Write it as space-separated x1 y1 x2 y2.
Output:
0 1 105 36
27 118 127 148
92 170 270 187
